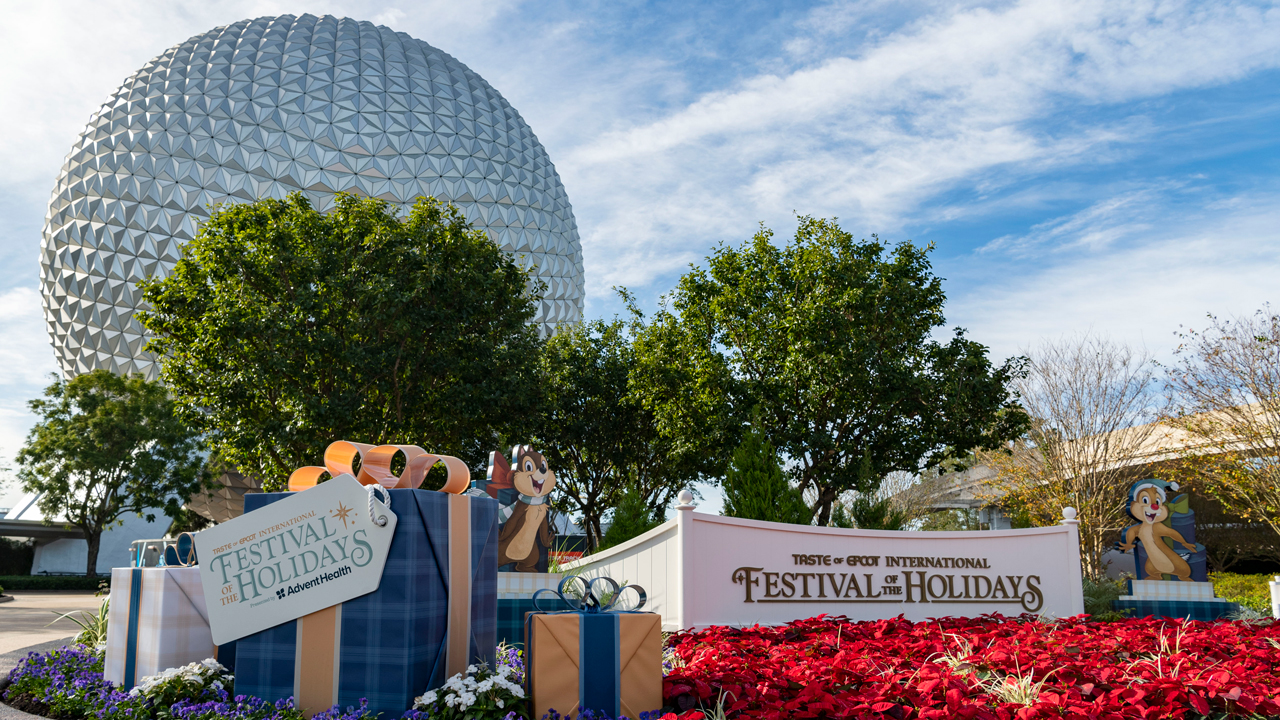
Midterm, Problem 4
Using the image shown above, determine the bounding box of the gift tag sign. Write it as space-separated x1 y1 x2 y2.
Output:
192 474 397 645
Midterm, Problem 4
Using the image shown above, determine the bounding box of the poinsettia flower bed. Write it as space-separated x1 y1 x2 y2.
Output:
661 614 1280 720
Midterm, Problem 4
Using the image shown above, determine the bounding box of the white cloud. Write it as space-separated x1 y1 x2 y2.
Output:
0 0 522 247
564 0 1280 293
948 194 1280 362
0 287 59 469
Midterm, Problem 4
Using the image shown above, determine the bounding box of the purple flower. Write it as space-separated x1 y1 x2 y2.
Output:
312 698 375 720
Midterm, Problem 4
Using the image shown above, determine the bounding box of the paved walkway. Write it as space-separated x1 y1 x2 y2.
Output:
0 591 102 656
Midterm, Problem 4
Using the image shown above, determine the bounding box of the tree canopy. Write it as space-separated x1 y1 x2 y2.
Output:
17 370 207 576
633 217 1028 525
532 317 699 548
139 193 543 490
1164 308 1280 543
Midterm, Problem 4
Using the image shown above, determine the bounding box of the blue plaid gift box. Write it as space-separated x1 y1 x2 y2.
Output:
233 488 498 717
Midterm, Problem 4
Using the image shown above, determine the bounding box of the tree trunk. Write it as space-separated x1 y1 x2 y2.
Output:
85 531 101 578
814 486 838 526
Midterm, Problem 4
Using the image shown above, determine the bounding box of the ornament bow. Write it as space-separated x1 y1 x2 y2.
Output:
532 575 648 614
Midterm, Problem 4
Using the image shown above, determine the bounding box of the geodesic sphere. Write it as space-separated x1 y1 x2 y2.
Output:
40 14 583 379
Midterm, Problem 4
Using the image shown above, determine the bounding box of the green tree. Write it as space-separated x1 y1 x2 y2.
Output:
16 370 207 576
722 422 810 524
534 317 698 549
139 193 542 490
597 480 663 551
635 217 1028 525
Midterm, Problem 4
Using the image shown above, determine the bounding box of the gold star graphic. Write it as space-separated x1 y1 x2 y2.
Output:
331 501 354 529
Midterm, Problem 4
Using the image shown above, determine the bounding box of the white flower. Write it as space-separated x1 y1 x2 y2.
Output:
467 664 478 674
497 699 505 709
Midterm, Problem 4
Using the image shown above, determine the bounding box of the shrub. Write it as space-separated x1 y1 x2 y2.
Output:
0 575 107 591
1211 571 1275 615
598 481 662 551
722 423 809 526
1081 575 1132 621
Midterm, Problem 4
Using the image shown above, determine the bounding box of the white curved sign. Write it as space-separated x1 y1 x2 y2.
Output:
567 510 1084 630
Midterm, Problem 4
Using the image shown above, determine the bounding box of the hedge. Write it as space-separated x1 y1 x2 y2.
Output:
1210 571 1277 615
0 575 108 591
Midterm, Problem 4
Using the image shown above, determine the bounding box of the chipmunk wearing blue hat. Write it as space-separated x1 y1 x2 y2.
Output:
1117 478 1207 581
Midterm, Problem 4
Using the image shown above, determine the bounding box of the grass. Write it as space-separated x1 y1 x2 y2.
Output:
931 633 1045 706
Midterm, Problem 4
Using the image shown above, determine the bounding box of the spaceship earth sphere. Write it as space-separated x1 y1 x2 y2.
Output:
40 14 583 380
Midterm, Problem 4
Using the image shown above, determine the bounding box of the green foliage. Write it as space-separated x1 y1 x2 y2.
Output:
16 370 207 576
722 424 810 525
1211 572 1275 615
1006 505 1037 529
828 453 909 530
51 595 111 653
0 537 35 575
844 495 910 530
918 509 983 531
631 218 1028 525
598 481 663 551
0 575 106 591
139 193 542 490
1082 576 1132 621
534 316 698 549
166 507 213 536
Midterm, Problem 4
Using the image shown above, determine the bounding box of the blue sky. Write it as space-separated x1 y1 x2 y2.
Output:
1 0 1278 485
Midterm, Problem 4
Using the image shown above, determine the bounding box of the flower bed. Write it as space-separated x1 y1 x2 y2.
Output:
1 642 648 720
661 614 1280 719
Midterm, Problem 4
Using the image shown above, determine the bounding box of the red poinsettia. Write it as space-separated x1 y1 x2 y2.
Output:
661 614 1280 720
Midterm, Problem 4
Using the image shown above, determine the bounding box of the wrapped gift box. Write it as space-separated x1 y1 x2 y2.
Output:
525 603 662 719
104 566 234 688
233 488 498 717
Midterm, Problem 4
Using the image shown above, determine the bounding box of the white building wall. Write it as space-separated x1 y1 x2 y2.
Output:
6 493 171 575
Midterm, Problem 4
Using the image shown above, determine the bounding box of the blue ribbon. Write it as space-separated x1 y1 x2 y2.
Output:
123 568 143 688
530 577 648 719
531 576 647 614
162 532 198 567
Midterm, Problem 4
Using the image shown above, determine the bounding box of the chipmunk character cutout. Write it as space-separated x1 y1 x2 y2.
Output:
483 446 557 572
1117 479 1199 581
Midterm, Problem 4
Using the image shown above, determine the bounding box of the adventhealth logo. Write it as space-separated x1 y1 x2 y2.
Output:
275 566 353 599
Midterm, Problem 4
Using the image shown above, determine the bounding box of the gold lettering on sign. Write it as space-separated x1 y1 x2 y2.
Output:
732 563 1044 612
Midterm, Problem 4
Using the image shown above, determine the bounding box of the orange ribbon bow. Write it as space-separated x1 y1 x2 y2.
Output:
286 440 470 494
